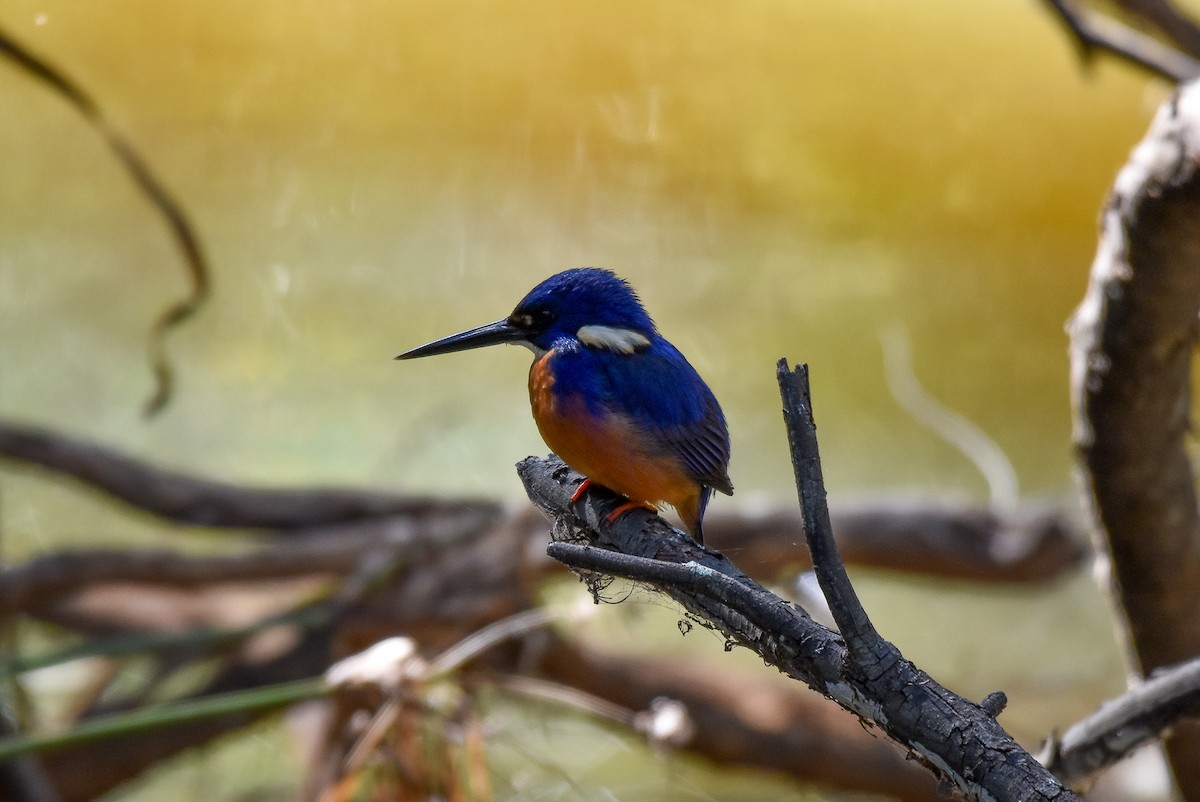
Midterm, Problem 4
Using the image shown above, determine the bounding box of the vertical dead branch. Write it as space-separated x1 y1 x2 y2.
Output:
776 361 885 668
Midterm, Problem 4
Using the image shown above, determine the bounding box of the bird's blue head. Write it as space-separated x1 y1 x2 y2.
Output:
397 268 658 360
509 268 656 353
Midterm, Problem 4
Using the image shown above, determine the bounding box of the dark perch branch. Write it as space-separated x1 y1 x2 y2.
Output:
519 363 1081 801
1042 655 1200 786
1040 0 1200 80
1068 78 1200 796
521 468 1075 801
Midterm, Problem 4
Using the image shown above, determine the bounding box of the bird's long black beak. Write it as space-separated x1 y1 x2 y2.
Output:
395 318 527 360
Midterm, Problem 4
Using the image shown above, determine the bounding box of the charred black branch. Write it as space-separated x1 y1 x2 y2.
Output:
518 360 1082 802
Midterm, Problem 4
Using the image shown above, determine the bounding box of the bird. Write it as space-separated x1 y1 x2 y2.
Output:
395 268 732 544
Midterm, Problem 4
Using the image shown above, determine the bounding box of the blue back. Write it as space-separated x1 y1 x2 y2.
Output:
519 269 732 495
553 336 733 494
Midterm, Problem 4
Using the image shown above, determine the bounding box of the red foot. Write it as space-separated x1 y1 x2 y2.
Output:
570 478 593 505
570 480 654 526
605 500 656 525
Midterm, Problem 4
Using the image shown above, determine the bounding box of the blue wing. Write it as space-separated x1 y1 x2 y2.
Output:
552 337 733 495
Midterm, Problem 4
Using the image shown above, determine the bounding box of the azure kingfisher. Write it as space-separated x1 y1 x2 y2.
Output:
396 268 733 544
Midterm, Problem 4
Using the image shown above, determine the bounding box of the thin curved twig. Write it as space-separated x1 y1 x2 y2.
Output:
880 327 1019 513
0 26 210 417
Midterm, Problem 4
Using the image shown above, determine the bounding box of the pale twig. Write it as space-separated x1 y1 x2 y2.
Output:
1041 656 1200 784
880 326 1019 513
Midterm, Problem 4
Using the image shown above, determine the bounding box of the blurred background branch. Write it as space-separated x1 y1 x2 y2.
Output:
0 421 1084 800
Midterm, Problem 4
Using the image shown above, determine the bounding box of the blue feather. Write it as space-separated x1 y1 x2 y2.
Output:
548 335 733 495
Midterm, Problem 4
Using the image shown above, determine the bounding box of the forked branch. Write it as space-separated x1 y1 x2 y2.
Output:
518 361 1081 802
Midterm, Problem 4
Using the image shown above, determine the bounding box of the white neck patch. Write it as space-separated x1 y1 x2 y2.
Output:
576 325 650 354
514 339 548 357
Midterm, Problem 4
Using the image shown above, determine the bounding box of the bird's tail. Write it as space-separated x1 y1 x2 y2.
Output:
688 486 714 546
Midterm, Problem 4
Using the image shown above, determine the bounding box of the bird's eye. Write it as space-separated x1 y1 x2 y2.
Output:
512 309 555 329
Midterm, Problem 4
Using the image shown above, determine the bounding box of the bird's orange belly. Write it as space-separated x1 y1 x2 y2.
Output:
528 355 698 515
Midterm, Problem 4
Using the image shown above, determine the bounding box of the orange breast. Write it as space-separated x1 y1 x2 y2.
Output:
528 351 701 525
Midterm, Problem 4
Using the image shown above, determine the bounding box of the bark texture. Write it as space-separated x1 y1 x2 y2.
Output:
1069 79 1200 798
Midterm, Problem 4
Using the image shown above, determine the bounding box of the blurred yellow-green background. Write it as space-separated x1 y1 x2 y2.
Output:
0 0 1170 799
